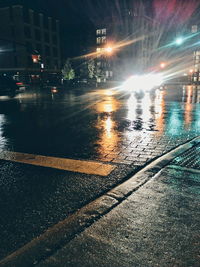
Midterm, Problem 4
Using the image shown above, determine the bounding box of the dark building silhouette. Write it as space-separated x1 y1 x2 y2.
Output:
0 5 61 83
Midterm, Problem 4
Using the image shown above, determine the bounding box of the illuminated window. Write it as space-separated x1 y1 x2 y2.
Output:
97 37 101 44
102 28 106 34
96 47 104 52
96 37 106 44
191 25 198 33
102 36 106 43
96 29 101 35
96 29 106 35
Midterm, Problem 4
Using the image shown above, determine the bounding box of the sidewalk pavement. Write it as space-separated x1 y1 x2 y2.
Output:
36 143 200 267
1 138 200 267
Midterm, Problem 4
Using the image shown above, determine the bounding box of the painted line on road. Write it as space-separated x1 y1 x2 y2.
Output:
0 151 116 176
1 136 200 267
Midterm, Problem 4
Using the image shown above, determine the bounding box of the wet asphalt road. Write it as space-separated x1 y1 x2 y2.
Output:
0 84 200 259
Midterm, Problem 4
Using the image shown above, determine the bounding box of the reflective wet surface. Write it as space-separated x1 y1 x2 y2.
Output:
0 85 200 161
0 84 200 260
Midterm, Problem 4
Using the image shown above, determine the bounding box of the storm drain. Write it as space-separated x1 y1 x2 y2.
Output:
171 144 200 170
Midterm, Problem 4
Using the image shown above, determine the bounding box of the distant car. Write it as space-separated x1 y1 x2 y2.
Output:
0 76 18 97
15 81 27 92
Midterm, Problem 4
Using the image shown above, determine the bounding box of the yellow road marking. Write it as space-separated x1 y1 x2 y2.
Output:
0 151 115 176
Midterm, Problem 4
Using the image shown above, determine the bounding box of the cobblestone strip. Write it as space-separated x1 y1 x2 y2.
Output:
97 132 199 165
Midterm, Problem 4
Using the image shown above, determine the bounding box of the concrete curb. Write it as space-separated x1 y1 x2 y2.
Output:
1 136 200 267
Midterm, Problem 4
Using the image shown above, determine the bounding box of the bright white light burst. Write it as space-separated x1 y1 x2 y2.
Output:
123 74 163 91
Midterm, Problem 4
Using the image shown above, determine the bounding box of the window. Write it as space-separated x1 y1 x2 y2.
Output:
26 41 33 52
44 16 49 29
52 20 57 31
96 28 106 35
24 26 31 38
191 25 198 33
34 12 40 26
45 45 50 56
102 28 106 35
97 37 101 44
46 58 50 66
53 47 58 56
9 7 13 21
96 29 101 35
96 36 106 44
23 8 30 23
36 43 42 53
52 34 57 45
45 32 50 43
35 29 41 41
54 60 58 68
102 36 106 43
96 47 103 52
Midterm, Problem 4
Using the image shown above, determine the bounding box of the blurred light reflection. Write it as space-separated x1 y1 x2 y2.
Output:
94 91 121 158
0 114 7 149
154 89 166 135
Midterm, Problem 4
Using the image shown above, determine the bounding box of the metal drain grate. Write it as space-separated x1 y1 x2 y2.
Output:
172 145 200 170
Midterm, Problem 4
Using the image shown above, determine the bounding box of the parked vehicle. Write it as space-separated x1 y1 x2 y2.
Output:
0 76 18 97
15 81 27 92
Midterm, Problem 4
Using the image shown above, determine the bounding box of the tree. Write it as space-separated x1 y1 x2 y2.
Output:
88 59 95 79
62 59 75 80
87 59 103 80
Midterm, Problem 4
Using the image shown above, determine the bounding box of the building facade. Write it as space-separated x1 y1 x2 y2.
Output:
0 5 61 83
190 24 200 84
94 3 160 83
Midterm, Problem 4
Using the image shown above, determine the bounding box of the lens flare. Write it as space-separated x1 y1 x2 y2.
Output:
123 74 163 91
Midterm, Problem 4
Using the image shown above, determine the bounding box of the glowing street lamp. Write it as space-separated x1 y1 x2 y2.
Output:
160 62 166 69
189 69 194 74
175 37 184 46
105 46 113 54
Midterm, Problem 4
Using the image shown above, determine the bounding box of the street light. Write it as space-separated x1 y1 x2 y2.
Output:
175 37 184 46
105 46 113 54
160 62 166 69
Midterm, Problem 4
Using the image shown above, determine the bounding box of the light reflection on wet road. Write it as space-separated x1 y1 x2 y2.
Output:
0 84 200 260
0 85 199 162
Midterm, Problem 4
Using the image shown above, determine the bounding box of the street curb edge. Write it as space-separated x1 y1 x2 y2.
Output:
1 136 200 267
